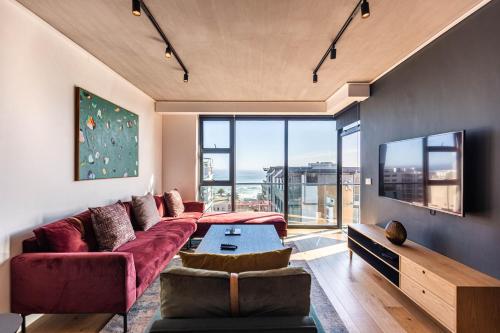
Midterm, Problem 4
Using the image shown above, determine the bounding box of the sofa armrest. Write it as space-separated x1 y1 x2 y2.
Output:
11 252 136 314
183 201 205 213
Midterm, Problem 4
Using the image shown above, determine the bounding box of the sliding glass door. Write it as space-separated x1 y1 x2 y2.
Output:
287 120 337 226
235 120 285 213
199 115 360 228
340 122 361 226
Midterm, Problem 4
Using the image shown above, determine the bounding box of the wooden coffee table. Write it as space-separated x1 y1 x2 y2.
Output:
196 224 284 254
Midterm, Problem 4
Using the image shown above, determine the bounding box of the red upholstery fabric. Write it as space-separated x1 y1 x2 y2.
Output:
22 237 40 253
120 201 137 226
154 195 166 217
116 220 197 296
13 197 288 318
13 198 197 317
41 218 88 252
161 211 203 221
33 215 91 253
11 252 136 314
183 201 205 213
194 212 287 238
74 210 99 251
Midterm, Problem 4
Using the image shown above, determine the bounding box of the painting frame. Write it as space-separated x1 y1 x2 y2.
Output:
75 87 139 181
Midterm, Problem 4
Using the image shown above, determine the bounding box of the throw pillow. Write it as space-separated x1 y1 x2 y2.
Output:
131 193 161 231
89 202 136 251
34 217 89 252
160 267 310 318
164 189 185 217
179 247 292 273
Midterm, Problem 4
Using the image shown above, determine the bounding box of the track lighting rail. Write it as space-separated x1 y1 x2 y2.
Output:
134 0 189 80
312 0 370 83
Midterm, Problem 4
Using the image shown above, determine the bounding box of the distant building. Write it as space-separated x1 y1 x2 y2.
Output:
263 162 360 225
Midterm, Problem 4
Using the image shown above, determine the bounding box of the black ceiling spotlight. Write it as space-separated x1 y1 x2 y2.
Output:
165 45 172 59
132 0 141 16
132 0 190 83
361 0 370 18
330 46 337 59
311 0 371 83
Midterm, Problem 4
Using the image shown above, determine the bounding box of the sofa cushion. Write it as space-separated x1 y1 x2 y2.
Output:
164 190 185 217
33 218 88 252
32 210 98 252
132 193 161 231
89 203 136 251
181 211 203 220
194 212 287 238
154 195 166 217
179 248 292 273
116 220 197 296
160 267 310 318
74 210 99 251
120 201 137 225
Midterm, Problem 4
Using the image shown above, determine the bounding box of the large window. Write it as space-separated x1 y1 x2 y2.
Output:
199 118 234 212
288 121 337 225
235 120 285 213
199 115 359 227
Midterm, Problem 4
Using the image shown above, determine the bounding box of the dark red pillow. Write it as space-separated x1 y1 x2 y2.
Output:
154 195 166 217
35 218 89 252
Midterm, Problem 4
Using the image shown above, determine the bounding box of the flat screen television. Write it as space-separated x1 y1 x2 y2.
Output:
379 131 464 216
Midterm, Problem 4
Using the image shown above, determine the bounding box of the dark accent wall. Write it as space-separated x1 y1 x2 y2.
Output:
360 0 500 279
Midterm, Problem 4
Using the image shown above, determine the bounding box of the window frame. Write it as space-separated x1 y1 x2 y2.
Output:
199 115 345 228
199 116 236 210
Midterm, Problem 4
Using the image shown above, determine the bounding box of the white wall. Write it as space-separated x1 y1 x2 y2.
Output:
0 0 162 312
162 114 198 200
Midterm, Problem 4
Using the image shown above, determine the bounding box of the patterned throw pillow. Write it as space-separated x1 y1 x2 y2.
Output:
89 202 136 251
132 193 161 231
164 189 185 217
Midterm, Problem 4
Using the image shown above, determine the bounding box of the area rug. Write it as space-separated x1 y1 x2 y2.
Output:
289 243 348 333
100 241 348 333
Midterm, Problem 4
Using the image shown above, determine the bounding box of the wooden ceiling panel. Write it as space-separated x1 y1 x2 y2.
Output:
17 0 484 101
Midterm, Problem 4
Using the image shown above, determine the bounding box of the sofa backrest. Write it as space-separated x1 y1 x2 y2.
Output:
26 194 167 253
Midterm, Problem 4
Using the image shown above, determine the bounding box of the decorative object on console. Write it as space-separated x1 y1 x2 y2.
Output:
89 202 136 251
132 193 161 231
348 224 500 332
164 189 185 217
384 220 407 245
76 87 139 181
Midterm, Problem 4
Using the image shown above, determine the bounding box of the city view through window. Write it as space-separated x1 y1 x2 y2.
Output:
199 118 361 226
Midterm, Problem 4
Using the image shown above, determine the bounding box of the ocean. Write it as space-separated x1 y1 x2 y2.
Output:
212 169 269 200
213 169 266 183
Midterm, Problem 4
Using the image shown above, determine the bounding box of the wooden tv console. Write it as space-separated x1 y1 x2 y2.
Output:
348 224 500 333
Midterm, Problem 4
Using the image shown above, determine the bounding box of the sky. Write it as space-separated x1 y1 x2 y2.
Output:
203 119 360 181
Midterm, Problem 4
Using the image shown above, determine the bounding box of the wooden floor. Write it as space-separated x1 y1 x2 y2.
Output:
27 229 446 333
287 228 446 333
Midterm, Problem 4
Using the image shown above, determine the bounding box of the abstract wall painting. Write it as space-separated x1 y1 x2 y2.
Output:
75 87 139 180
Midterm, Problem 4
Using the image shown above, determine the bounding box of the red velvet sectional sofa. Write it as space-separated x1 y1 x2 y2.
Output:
11 195 287 332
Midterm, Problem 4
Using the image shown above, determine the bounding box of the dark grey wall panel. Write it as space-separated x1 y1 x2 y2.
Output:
360 0 500 278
